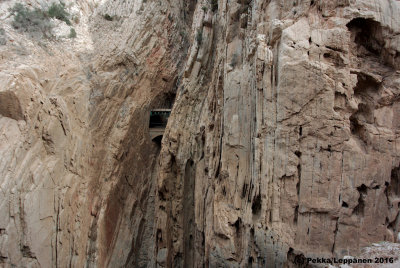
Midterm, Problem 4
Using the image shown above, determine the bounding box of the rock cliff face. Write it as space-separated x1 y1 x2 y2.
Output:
0 0 399 267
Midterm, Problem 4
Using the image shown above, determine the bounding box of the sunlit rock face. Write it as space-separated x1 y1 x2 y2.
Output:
0 0 400 267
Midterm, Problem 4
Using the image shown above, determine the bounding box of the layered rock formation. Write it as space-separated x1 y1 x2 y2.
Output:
0 0 185 266
157 0 400 266
0 0 399 267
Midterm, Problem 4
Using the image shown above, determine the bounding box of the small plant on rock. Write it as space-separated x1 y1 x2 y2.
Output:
48 2 71 25
10 3 53 38
69 28 77 38
103 14 113 21
0 28 6 45
196 29 203 45
10 2 74 40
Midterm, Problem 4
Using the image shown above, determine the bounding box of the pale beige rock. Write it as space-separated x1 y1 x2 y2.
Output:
155 0 400 267
0 0 400 267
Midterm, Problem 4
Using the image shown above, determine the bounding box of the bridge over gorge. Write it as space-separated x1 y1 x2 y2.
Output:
149 109 171 143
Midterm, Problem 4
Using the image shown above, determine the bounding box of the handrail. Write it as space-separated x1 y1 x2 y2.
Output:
151 109 172 112
149 109 170 129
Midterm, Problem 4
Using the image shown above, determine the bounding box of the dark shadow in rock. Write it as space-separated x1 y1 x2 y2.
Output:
0 91 24 121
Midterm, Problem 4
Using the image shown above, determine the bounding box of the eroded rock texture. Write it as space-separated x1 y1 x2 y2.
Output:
0 0 399 267
156 0 400 267
0 0 186 267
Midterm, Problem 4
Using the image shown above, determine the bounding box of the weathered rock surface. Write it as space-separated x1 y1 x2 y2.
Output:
156 0 400 267
0 0 186 267
0 0 399 267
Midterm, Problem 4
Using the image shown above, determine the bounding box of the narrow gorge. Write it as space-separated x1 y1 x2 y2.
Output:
0 0 400 267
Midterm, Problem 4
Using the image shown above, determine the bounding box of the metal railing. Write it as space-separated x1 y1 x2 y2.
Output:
149 109 171 128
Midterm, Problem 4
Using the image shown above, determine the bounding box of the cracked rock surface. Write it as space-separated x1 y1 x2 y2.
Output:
0 0 400 267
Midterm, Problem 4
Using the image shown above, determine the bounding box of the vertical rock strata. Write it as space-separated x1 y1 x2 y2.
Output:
156 0 400 267
0 0 399 267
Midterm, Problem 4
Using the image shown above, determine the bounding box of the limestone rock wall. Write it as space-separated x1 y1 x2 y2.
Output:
0 0 188 267
0 0 399 267
156 0 400 267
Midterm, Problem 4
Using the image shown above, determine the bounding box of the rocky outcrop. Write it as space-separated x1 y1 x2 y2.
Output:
0 0 399 267
156 0 400 267
0 0 186 267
